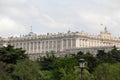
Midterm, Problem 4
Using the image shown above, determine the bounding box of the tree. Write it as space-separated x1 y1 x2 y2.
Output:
75 52 98 73
109 47 120 62
96 50 107 63
0 45 29 80
59 67 79 80
0 61 12 80
83 52 98 73
93 63 120 80
38 51 56 70
0 45 28 64
12 59 41 80
96 47 120 64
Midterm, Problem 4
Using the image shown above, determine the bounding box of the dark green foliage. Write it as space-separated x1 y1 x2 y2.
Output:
0 45 120 80
0 45 28 64
97 47 120 64
109 47 120 62
12 59 41 80
75 52 98 72
0 61 12 80
38 51 56 70
51 57 78 80
53 57 77 69
94 63 120 80
34 47 120 80
83 53 98 72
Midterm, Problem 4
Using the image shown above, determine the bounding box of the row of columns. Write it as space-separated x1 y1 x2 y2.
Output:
12 38 77 53
11 38 120 54
79 39 116 48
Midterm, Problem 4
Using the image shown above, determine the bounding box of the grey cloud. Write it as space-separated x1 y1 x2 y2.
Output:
0 0 120 37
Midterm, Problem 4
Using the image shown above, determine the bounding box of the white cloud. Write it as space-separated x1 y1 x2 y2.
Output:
0 16 27 35
0 0 120 37
37 13 73 29
92 0 120 7
0 0 28 4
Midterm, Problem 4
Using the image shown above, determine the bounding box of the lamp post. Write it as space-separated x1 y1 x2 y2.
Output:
79 58 85 80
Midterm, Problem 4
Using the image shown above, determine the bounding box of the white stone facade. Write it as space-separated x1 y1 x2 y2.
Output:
0 27 120 59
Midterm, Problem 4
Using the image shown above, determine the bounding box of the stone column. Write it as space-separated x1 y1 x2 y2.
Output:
36 41 39 53
66 39 68 49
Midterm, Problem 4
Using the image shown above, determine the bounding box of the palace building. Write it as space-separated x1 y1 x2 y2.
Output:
0 27 120 60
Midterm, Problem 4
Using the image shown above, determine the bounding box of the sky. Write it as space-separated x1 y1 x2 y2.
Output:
0 0 120 37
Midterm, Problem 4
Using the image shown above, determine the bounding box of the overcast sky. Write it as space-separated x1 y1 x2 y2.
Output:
0 0 120 37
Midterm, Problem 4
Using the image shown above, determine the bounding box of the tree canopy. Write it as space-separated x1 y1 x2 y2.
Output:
0 45 28 64
0 45 120 80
